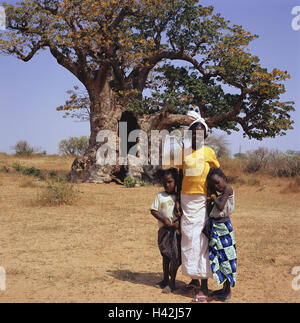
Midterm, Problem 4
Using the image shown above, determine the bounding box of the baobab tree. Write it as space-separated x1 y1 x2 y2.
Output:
0 0 294 182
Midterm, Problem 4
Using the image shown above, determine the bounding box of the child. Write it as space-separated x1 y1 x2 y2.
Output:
150 168 181 293
203 167 237 301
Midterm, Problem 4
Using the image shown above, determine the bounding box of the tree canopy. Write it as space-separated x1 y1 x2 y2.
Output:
0 0 295 141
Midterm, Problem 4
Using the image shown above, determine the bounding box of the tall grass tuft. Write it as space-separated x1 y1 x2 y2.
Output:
37 180 79 206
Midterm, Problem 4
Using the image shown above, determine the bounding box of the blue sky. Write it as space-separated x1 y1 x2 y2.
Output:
0 0 299 155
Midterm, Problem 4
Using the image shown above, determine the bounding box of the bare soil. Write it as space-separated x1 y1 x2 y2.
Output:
0 154 299 302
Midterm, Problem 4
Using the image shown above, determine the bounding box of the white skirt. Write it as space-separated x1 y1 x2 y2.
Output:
180 194 213 279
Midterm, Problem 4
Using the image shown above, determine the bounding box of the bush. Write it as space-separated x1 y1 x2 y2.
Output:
242 148 300 177
59 136 89 156
13 163 45 180
38 181 79 206
124 176 137 188
12 140 43 156
265 150 300 177
244 147 269 173
124 176 145 188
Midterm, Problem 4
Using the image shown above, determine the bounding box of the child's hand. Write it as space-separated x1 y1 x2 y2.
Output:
175 201 181 217
173 220 180 230
163 219 173 228
211 194 217 202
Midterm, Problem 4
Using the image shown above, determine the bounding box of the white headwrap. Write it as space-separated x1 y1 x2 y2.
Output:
185 110 208 134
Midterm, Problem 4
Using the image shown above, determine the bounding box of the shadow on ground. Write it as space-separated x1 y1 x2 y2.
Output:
107 269 193 299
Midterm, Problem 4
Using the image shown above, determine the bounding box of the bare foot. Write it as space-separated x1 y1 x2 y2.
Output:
183 279 200 291
162 285 172 294
192 288 209 303
155 280 168 289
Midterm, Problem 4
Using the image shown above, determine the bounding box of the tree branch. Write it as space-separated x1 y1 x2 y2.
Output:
7 40 45 62
47 43 82 81
130 50 245 92
35 1 59 15
137 111 189 135
207 90 247 127
108 6 132 31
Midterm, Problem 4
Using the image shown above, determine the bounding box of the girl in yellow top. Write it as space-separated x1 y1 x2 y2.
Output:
176 113 220 303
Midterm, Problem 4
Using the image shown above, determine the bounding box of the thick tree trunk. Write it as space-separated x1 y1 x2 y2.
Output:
70 72 124 183
69 74 190 184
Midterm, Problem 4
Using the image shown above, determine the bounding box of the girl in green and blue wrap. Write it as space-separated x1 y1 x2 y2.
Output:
203 167 237 301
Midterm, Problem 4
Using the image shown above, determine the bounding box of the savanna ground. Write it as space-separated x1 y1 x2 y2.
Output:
0 153 299 303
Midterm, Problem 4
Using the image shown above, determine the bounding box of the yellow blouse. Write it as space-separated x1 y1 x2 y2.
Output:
177 146 220 195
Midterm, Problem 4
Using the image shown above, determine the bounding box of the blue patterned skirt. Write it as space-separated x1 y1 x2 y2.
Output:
203 218 237 287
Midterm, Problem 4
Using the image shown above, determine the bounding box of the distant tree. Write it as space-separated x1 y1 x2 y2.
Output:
59 136 89 156
205 134 231 158
12 140 44 155
234 152 246 159
12 140 34 154
286 150 300 156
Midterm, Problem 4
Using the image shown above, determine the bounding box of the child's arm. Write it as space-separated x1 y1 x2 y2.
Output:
175 169 183 217
150 210 175 228
212 185 233 211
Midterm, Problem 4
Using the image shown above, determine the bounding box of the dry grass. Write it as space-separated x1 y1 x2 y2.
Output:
19 178 38 188
36 180 79 206
281 177 300 194
0 154 299 303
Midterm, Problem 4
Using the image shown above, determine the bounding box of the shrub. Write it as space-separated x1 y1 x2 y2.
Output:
124 176 136 188
13 163 45 180
12 140 43 156
244 147 269 173
268 150 300 177
38 181 79 206
59 136 89 156
242 148 300 177
123 176 146 187
12 140 34 155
